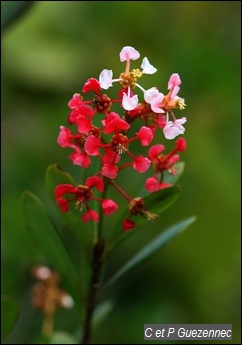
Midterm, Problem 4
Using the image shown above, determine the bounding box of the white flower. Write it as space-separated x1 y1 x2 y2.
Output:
144 87 165 113
144 87 159 103
99 69 113 89
141 57 157 74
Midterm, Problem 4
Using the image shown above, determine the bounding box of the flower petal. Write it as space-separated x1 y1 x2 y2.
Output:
133 155 151 173
168 73 181 90
120 46 140 61
144 87 159 103
122 93 138 111
141 57 157 74
101 199 118 215
136 126 153 146
82 209 99 222
123 219 136 232
99 69 113 89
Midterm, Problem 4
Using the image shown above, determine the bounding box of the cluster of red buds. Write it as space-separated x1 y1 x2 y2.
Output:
55 46 187 231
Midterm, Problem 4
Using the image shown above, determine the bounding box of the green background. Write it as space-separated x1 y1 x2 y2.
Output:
1 1 240 344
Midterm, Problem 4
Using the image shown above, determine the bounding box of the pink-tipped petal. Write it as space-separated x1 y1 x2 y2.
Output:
168 73 181 90
120 46 140 61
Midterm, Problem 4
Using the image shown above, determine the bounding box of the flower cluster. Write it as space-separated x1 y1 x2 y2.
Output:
55 46 187 231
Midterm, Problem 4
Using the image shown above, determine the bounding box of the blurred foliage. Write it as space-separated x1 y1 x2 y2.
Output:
1 1 240 344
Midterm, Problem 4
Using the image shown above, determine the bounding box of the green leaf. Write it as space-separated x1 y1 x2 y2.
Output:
163 161 185 184
1 295 20 338
48 331 78 344
22 190 84 315
108 185 181 251
93 300 114 329
99 216 196 299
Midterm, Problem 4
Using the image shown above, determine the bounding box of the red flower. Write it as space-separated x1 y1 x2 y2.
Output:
136 126 153 146
84 135 100 156
101 163 118 179
82 78 101 94
176 137 186 151
104 116 130 134
68 93 83 109
145 177 171 192
82 209 99 222
69 150 91 168
54 177 117 222
123 219 136 232
101 199 118 215
57 126 71 148
85 176 104 192
133 155 151 173
148 144 165 160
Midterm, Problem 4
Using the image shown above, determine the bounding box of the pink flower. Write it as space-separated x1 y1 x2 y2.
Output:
163 117 187 140
84 135 100 156
68 93 83 109
70 152 91 168
69 148 91 168
149 92 165 113
168 73 181 90
176 137 186 151
102 150 120 164
98 47 158 111
133 155 151 173
57 126 71 148
101 199 118 215
136 126 153 146
101 163 118 179
68 104 95 125
85 176 104 192
82 209 99 222
104 116 130 134
144 87 159 103
119 46 140 61
55 184 79 213
148 144 165 160
76 115 92 133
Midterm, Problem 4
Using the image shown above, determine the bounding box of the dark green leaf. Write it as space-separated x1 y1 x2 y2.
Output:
1 295 20 338
22 190 84 315
99 216 196 299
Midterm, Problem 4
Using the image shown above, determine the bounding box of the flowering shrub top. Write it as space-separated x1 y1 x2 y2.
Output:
55 46 187 231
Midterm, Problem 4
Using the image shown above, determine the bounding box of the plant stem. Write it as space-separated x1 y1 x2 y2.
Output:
81 241 104 344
